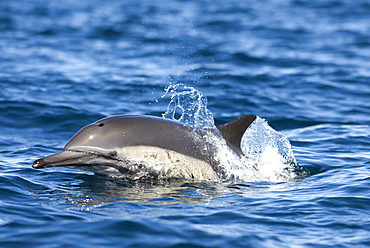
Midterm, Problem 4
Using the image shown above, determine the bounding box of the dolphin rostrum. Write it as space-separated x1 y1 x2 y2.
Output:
32 114 256 181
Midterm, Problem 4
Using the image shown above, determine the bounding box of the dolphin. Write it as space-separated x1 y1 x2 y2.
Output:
32 114 256 181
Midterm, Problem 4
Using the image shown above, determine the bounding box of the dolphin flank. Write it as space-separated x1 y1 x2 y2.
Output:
33 115 256 181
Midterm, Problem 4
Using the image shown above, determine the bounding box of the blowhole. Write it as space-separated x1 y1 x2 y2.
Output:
98 123 104 127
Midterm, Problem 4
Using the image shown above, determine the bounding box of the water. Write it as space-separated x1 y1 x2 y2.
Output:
1 0 370 247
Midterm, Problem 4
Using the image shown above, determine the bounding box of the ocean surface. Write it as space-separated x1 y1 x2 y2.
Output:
1 0 370 247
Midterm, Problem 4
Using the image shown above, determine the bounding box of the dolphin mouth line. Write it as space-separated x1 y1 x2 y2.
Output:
32 149 152 178
32 149 121 168
68 148 119 161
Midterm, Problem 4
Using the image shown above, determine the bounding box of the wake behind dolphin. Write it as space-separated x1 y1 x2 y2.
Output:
33 86 300 182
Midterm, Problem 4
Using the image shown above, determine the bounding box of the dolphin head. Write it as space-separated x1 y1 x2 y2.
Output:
32 116 135 176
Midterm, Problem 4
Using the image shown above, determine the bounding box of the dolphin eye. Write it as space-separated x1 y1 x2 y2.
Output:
109 151 117 157
97 123 104 127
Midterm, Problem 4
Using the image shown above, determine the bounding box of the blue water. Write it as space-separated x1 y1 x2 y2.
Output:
1 0 370 247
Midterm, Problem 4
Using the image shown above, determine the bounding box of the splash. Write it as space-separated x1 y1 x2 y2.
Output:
162 84 215 129
162 85 299 182
241 117 298 181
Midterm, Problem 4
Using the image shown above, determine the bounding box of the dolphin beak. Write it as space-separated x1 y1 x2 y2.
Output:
32 150 96 168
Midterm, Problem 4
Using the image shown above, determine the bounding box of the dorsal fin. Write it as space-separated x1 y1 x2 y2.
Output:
216 114 257 155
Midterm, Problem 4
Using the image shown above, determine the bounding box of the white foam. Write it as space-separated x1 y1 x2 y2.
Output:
241 117 297 181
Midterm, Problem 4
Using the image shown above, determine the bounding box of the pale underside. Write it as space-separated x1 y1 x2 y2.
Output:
67 145 218 181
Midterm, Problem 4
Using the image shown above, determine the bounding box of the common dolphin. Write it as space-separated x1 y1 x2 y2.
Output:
32 114 256 181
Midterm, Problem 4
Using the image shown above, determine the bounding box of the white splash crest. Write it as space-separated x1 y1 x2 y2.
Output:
241 117 298 181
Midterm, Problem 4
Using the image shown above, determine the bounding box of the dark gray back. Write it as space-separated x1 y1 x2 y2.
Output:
65 115 210 162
